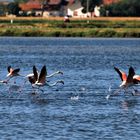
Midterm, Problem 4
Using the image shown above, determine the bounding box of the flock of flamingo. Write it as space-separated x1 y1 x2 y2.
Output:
0 65 64 93
1 65 140 99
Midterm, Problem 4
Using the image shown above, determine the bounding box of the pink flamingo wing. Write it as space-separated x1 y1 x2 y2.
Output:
121 72 127 81
114 67 127 81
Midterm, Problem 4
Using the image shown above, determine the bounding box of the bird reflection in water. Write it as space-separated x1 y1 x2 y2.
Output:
121 99 138 111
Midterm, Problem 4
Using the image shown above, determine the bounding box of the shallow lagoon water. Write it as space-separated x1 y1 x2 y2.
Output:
0 37 140 139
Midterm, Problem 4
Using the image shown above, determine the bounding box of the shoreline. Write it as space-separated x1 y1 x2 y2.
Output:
0 17 139 37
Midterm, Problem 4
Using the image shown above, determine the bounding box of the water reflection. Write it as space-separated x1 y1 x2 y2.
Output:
121 99 138 111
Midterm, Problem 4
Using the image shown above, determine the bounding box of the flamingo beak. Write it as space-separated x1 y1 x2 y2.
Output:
59 71 63 75
60 80 64 85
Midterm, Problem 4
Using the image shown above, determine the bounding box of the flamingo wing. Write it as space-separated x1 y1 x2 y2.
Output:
33 65 38 82
114 67 127 81
133 75 140 84
13 68 20 73
7 66 12 73
38 65 47 84
127 66 135 83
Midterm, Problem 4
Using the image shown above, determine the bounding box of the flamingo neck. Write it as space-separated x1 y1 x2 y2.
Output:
47 71 59 78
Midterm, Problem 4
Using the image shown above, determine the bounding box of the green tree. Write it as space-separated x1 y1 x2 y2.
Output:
0 4 7 16
7 2 21 15
80 0 102 13
100 0 140 17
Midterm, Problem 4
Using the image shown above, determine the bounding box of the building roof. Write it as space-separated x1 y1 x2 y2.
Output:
19 0 64 11
19 0 41 11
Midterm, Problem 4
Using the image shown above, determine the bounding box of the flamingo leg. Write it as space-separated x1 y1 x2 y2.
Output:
113 88 122 96
106 87 122 100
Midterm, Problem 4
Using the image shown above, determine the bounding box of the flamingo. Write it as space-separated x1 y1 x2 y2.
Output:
7 66 20 78
26 70 63 80
106 66 140 99
6 66 22 84
26 65 64 92
25 67 63 85
114 66 140 88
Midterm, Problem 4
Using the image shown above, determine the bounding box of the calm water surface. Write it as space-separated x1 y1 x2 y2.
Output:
0 37 140 139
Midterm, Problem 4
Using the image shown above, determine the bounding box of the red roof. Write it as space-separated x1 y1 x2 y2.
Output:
19 0 41 11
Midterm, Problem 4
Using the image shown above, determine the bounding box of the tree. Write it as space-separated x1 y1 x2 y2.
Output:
0 4 7 16
100 0 140 17
40 0 68 16
7 2 21 15
80 0 102 13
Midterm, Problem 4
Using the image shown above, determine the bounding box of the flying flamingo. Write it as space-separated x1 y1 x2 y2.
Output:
26 65 64 92
33 65 64 86
25 67 63 85
6 66 22 84
26 70 63 80
106 66 140 99
7 66 20 78
114 66 140 88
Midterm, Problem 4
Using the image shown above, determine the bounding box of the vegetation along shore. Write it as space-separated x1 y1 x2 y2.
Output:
0 17 140 37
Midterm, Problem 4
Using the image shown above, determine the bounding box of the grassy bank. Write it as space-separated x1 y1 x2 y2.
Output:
0 17 140 37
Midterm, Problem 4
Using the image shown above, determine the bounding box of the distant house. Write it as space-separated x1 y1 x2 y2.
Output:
66 0 90 18
19 0 42 16
94 6 100 17
19 0 66 17
66 0 101 18
43 0 66 17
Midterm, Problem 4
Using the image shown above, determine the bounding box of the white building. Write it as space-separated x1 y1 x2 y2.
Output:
67 0 90 18
66 0 100 18
94 6 100 17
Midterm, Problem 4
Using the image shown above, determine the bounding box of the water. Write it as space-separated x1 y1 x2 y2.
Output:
0 37 140 139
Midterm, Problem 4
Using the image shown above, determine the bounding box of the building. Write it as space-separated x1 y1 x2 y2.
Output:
66 0 90 18
19 0 42 16
19 0 66 17
43 0 66 17
66 0 101 18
